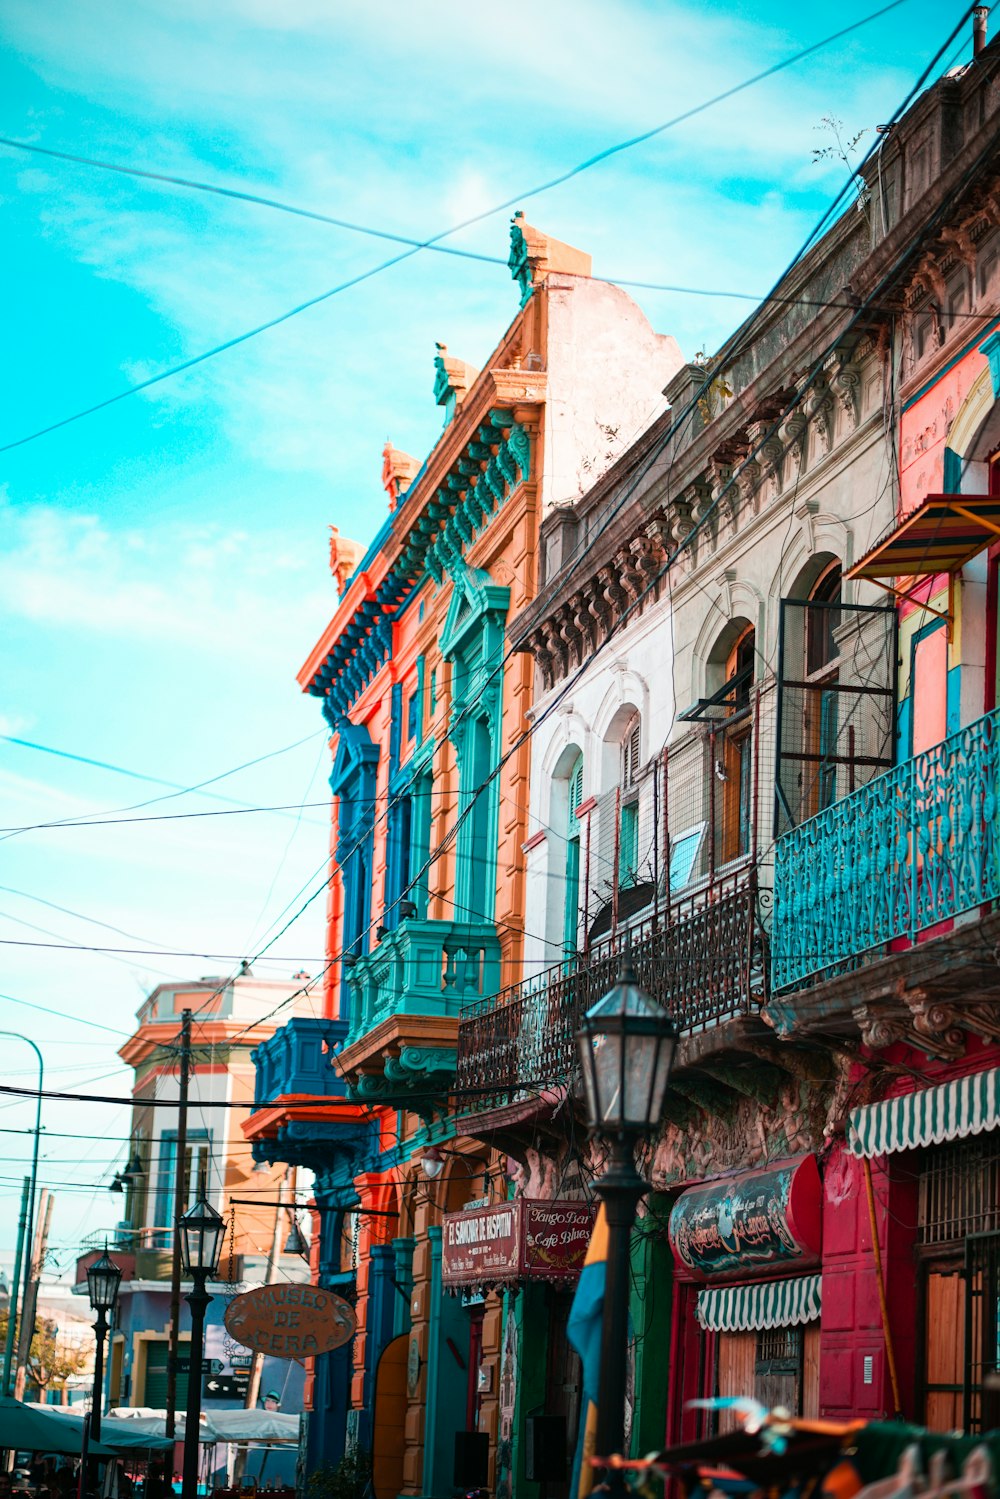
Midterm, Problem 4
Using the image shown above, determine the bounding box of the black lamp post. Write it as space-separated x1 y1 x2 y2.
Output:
178 1198 224 1499
576 960 678 1493
85 1249 122 1443
78 1248 122 1499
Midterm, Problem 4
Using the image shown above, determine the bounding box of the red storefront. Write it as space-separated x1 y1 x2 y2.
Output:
665 1155 824 1442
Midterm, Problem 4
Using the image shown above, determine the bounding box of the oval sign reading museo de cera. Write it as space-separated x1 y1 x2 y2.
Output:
224 1283 356 1363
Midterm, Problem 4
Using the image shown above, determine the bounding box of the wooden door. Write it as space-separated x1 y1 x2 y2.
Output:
923 1267 965 1431
372 1334 408 1499
716 1332 755 1432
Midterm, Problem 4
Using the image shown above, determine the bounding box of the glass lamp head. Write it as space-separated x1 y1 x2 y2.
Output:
178 1198 225 1277
87 1248 123 1313
576 959 678 1136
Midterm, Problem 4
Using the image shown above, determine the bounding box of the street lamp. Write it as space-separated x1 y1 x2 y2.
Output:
575 959 678 1492
85 1248 122 1443
77 1247 122 1499
178 1199 224 1499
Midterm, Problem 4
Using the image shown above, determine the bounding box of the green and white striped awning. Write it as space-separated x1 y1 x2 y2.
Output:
695 1274 821 1333
847 1068 1000 1158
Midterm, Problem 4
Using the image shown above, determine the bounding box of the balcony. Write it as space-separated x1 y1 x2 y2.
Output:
772 707 1000 993
252 1016 347 1108
245 1017 368 1171
338 917 503 1103
456 865 768 1119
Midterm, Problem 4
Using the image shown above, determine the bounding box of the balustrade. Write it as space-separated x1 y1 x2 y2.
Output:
772 706 1000 990
251 1017 348 1108
345 917 503 1045
457 866 768 1112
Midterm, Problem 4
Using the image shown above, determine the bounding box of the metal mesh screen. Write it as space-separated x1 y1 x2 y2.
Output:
774 597 895 838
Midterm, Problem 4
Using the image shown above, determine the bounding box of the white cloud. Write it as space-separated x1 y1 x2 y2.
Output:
0 502 332 663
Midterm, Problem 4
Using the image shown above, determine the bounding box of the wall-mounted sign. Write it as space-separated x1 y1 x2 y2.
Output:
441 1199 595 1289
224 1282 356 1362
668 1154 822 1282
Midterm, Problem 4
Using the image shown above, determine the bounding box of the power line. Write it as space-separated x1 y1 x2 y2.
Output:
0 0 909 456
0 729 327 841
77 4 983 1066
0 136 505 264
0 990 131 1037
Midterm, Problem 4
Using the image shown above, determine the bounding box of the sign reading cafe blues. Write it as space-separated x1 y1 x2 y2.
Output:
668 1154 822 1281
442 1199 594 1288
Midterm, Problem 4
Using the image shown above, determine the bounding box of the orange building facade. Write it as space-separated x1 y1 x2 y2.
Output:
245 217 681 1492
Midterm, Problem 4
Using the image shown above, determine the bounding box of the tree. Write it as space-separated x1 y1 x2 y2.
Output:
0 1312 89 1394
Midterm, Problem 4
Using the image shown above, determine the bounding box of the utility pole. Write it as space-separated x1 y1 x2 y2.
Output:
165 1008 192 1440
2 1178 29 1397
14 1189 53 1401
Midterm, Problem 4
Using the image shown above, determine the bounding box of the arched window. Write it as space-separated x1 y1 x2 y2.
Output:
619 716 641 890
806 561 842 675
564 754 584 956
717 627 755 864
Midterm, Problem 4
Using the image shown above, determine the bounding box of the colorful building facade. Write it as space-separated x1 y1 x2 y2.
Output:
84 971 313 1484
246 218 682 1490
460 21 1000 1473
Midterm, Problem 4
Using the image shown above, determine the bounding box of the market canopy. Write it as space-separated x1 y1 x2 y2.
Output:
104 1408 300 1444
695 1274 821 1333
0 1399 137 1456
847 1068 1000 1158
847 493 1000 584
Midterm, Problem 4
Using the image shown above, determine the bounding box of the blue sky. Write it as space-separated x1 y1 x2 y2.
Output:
0 0 973 1270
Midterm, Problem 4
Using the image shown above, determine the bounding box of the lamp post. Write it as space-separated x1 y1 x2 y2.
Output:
78 1248 122 1499
178 1199 224 1499
575 960 678 1493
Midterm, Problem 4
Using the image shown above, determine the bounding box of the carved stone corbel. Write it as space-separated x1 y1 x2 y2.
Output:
806 379 836 454
599 563 628 616
781 411 809 475
938 221 977 275
902 992 966 1059
736 458 763 518
557 603 581 663
571 591 595 655
530 631 555 690
614 547 645 603
541 619 568 681
667 494 697 554
824 349 862 429
629 532 663 584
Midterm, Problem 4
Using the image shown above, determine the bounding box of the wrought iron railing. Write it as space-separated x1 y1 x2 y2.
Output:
456 865 769 1113
772 706 1000 990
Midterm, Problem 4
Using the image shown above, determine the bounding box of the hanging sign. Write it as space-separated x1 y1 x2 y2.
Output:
668 1154 822 1282
441 1199 595 1289
224 1282 356 1362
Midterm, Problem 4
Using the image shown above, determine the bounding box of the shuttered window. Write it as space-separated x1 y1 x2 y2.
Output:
622 721 641 788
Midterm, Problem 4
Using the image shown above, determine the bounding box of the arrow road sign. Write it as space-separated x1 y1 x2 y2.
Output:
202 1373 251 1400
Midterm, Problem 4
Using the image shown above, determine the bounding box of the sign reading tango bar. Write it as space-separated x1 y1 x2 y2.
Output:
442 1199 595 1289
668 1153 822 1282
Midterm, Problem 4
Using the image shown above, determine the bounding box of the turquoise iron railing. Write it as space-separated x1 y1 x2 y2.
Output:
344 917 502 1044
772 706 1000 990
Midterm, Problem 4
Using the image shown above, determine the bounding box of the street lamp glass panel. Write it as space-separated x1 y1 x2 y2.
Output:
577 965 678 1134
86 1249 123 1312
178 1198 225 1277
421 1147 445 1179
